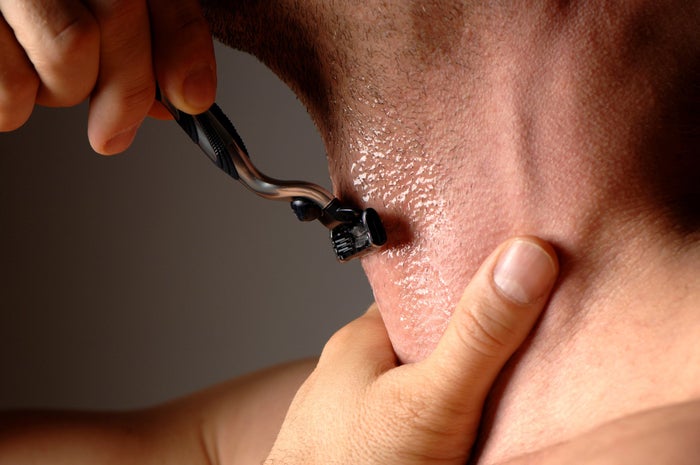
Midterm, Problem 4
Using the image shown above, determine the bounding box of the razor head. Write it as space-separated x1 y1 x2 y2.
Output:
331 208 387 261
291 199 388 261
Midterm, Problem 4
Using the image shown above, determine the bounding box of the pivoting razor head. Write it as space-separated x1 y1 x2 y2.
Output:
331 208 387 261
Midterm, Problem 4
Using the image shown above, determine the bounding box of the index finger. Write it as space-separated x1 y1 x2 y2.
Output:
84 0 154 155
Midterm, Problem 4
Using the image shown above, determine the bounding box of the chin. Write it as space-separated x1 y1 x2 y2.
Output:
361 248 457 363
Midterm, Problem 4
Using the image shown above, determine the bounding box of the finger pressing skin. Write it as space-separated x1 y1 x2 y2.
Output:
0 0 99 107
420 236 558 412
0 15 38 130
317 304 397 379
265 238 558 465
355 237 559 464
84 0 155 155
148 0 216 114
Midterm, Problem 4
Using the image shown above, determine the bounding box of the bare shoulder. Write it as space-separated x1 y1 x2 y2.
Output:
503 399 700 465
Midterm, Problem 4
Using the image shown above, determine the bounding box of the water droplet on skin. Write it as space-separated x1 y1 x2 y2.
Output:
345 117 459 358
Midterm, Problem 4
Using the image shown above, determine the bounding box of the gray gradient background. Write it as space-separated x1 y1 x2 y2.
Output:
0 44 373 410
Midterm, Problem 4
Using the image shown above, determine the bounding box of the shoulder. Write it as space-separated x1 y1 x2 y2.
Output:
503 399 700 465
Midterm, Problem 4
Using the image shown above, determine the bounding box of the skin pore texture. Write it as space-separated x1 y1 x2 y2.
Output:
202 1 699 463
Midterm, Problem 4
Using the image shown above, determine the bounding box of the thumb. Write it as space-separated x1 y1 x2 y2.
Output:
420 236 558 410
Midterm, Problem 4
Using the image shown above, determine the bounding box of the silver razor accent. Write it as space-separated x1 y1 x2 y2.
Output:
157 89 387 261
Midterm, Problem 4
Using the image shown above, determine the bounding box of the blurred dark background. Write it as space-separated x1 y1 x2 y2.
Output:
0 44 373 410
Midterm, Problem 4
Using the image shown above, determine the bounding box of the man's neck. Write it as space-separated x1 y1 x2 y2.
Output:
319 3 700 462
315 0 700 353
203 0 699 462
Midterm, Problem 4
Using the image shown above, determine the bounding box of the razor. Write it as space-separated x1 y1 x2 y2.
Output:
157 89 387 261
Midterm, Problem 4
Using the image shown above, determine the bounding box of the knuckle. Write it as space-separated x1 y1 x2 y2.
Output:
454 298 517 359
0 72 39 131
323 311 375 353
42 11 100 66
53 11 100 51
322 324 355 356
113 78 156 114
31 12 99 105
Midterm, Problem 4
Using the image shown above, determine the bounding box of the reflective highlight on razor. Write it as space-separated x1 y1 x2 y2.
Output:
157 89 387 261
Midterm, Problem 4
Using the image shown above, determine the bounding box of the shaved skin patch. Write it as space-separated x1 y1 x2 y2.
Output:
347 123 463 362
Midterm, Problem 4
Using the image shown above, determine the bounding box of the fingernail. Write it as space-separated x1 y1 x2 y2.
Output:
182 65 216 111
103 125 138 154
493 240 557 304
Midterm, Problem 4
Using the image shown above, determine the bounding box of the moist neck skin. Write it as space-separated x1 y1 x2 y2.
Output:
202 1 700 463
